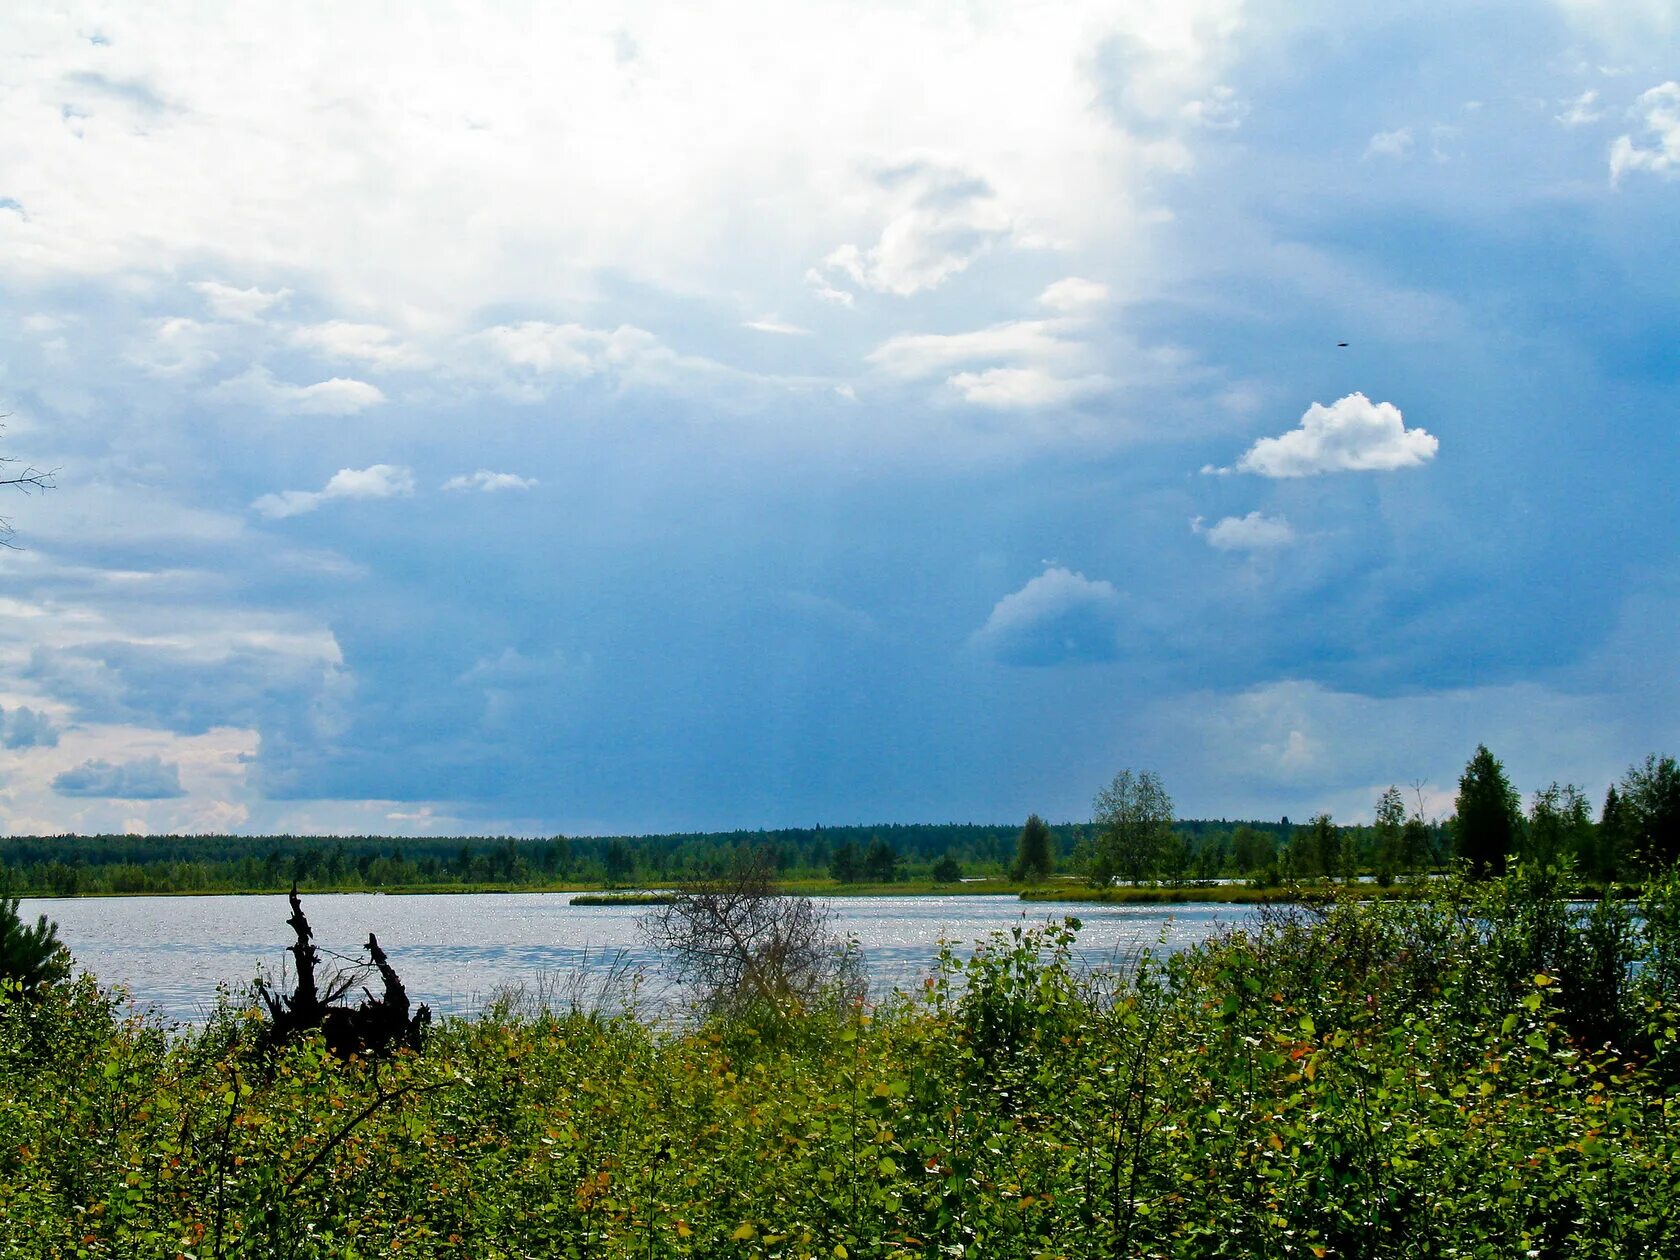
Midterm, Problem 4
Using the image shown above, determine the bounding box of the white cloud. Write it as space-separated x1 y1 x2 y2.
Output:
970 566 1125 666
442 469 537 493
1363 127 1414 159
742 315 809 336
1556 89 1603 126
804 268 855 307
1218 392 1438 478
1610 81 1680 183
191 279 289 322
1192 511 1295 551
948 367 1107 408
816 158 1013 297
252 463 415 519
1036 276 1110 313
291 320 427 370
867 279 1115 410
126 316 220 377
211 365 386 415
0 5 1233 326
1180 84 1248 130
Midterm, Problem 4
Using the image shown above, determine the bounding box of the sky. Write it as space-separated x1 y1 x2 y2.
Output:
0 1 1676 837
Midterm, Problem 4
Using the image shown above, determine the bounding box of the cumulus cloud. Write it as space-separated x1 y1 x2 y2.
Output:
1610 82 1680 183
211 365 386 415
290 321 427 370
442 470 536 493
816 159 1012 297
252 464 416 519
191 280 289 323
52 755 186 799
0 704 60 749
1556 89 1603 127
126 316 220 378
948 367 1106 408
1212 393 1438 478
970 566 1125 666
1036 277 1110 313
1192 511 1295 551
460 320 722 400
1363 127 1414 159
866 277 1112 409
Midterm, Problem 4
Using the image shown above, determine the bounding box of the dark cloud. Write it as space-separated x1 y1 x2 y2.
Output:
0 705 60 749
52 756 186 799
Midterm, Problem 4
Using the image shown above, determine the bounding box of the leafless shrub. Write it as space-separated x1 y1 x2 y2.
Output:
639 848 863 1020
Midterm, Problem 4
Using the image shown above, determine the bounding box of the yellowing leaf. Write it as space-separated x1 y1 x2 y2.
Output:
732 1223 757 1241
1267 1134 1283 1151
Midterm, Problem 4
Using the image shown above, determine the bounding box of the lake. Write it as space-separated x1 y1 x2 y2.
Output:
19 892 1247 1023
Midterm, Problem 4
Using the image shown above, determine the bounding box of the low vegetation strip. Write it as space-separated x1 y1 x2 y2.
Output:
570 892 677 906
5 864 1680 1256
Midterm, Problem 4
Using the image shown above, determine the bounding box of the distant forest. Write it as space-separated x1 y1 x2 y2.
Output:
0 818 1317 896
4 746 1672 897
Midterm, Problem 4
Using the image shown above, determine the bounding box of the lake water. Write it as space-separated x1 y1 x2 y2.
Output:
19 893 1247 1023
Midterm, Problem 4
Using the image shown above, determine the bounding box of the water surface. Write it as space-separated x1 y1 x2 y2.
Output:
21 893 1245 1023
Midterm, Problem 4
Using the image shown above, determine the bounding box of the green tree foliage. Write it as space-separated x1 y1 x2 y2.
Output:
1454 744 1522 878
0 896 68 994
1622 754 1680 868
1374 786 1406 885
1230 824 1274 877
1527 783 1592 869
1308 813 1339 880
863 837 900 882
1090 769 1174 886
930 853 962 883
828 840 862 884
1011 814 1054 882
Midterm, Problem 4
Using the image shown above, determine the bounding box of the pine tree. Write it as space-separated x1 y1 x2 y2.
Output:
1011 814 1054 882
1453 745 1521 878
1 896 68 995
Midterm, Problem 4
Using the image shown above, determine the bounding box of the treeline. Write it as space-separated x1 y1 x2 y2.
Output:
3 747 1673 896
0 824 1029 896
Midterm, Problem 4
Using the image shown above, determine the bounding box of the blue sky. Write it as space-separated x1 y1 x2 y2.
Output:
1 1 1676 836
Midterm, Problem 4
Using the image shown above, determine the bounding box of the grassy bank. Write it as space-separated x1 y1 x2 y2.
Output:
5 867 1680 1257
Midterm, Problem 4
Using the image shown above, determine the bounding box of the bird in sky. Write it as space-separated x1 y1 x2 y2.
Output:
1336 341 1349 347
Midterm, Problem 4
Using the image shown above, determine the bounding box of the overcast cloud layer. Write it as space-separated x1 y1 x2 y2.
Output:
1 1 1676 835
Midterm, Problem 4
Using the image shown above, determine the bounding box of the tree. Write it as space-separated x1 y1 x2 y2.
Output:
1597 784 1628 882
828 841 863 884
1 422 54 548
0 896 68 995
1231 825 1274 877
863 837 900 883
1090 769 1173 886
1011 814 1054 882
1307 813 1339 881
1453 744 1521 878
1622 754 1680 869
603 839 634 886
931 853 962 884
639 848 861 1020
1526 783 1591 870
1374 787 1406 885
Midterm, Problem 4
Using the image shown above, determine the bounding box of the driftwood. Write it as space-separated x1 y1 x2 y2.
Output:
257 886 430 1059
